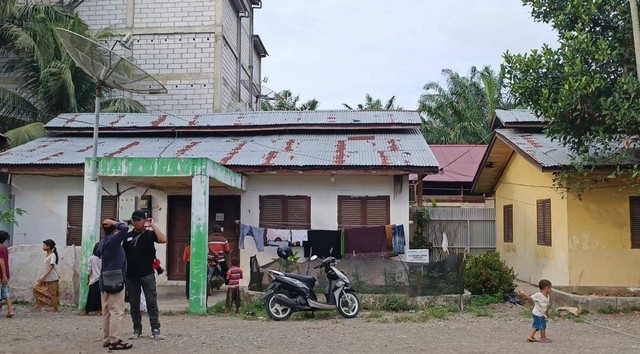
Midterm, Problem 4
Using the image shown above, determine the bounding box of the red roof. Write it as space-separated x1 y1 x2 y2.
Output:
410 145 487 183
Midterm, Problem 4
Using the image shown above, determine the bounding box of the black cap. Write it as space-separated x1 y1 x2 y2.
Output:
43 239 56 248
212 224 222 232
131 210 146 220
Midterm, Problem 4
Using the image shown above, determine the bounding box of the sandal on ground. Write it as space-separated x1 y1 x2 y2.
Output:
527 337 537 342
538 338 552 343
6 313 14 318
109 340 133 350
102 341 110 348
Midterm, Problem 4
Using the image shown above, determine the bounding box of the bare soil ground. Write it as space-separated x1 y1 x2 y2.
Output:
1 302 640 353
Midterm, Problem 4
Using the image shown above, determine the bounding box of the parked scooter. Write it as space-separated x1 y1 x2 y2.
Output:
207 256 224 296
264 248 360 321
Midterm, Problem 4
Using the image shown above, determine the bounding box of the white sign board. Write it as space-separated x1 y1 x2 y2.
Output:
406 249 429 263
215 213 224 221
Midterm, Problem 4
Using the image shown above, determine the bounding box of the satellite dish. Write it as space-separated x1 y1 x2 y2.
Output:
55 28 167 181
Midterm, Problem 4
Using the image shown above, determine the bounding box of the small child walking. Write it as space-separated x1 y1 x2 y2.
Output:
0 230 14 318
225 257 243 314
518 279 552 343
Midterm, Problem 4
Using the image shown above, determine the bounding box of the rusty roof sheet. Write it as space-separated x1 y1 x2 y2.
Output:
493 109 543 129
496 129 572 167
0 130 438 169
45 110 422 129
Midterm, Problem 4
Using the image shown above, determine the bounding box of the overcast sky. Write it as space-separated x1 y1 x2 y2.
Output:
254 0 558 110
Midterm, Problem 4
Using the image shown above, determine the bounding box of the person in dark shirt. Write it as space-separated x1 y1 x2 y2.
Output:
123 210 167 340
98 218 132 350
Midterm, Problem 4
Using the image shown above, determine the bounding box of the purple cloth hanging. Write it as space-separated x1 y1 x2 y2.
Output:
345 226 387 254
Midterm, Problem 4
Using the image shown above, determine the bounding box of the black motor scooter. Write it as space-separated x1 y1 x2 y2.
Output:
263 252 360 321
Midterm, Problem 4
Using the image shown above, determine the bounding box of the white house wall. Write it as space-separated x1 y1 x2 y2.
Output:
10 173 409 287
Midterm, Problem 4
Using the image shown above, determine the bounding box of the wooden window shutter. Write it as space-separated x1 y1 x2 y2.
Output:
503 204 513 243
259 195 311 229
338 196 390 229
67 196 83 246
536 199 552 246
66 195 120 246
630 197 640 248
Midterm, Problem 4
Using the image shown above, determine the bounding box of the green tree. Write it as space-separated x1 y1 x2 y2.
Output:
0 2 146 148
503 1 640 193
0 195 25 226
419 66 514 144
342 94 402 110
260 90 319 111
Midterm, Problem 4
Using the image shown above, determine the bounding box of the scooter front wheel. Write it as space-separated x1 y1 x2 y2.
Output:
337 292 360 318
265 293 293 321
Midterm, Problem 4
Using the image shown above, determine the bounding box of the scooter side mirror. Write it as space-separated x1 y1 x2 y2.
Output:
310 255 318 261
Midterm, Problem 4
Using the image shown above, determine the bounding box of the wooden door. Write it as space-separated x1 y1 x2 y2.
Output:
167 196 192 280
209 196 241 263
167 195 241 280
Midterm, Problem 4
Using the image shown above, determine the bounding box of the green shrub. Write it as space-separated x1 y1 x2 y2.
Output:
381 294 410 312
464 251 516 295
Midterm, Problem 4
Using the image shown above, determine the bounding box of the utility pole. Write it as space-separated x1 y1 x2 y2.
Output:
631 0 640 80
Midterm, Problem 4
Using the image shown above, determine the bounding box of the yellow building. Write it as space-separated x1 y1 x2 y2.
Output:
473 110 640 290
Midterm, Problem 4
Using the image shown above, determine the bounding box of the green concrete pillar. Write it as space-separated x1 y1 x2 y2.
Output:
78 167 102 310
189 174 209 313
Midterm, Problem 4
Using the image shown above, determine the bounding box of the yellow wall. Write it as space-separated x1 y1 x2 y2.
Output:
495 154 570 285
567 185 640 287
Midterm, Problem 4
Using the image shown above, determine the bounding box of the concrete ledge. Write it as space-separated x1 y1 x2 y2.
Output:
552 288 640 313
359 291 471 310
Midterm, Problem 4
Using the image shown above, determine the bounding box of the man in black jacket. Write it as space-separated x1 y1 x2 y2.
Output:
123 210 167 340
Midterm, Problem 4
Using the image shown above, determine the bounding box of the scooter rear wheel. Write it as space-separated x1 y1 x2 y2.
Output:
265 293 293 321
337 292 360 318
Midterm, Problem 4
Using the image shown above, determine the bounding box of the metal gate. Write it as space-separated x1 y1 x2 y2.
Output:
411 207 495 260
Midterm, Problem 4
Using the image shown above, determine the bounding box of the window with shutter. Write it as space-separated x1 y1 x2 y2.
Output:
338 196 390 229
66 195 119 246
629 197 640 249
503 204 513 243
536 199 552 246
259 195 310 229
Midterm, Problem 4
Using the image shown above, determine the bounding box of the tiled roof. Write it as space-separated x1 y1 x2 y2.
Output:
410 145 487 182
0 130 438 170
45 110 422 130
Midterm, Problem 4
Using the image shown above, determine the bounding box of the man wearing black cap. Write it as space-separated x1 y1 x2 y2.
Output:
123 210 167 340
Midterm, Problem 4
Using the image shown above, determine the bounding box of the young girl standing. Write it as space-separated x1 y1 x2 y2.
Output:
82 242 102 315
33 239 60 312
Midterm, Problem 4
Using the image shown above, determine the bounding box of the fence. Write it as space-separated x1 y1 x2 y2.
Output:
411 207 496 261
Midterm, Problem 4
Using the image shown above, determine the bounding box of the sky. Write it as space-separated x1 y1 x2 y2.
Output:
254 0 558 110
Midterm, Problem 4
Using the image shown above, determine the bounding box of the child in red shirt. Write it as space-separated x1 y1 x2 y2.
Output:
0 230 14 318
225 257 243 314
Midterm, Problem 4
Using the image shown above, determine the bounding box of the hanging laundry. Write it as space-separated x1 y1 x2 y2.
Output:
239 224 265 252
290 230 308 247
442 232 449 254
307 230 342 258
266 229 291 247
384 224 395 251
392 225 406 254
345 226 387 254
303 241 312 258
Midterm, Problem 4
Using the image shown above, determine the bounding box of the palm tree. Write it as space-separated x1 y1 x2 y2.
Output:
261 90 319 111
343 94 402 110
418 66 515 145
0 2 146 148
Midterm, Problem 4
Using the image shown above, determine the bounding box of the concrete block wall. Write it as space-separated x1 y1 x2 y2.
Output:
76 0 127 29
134 0 215 28
221 41 237 111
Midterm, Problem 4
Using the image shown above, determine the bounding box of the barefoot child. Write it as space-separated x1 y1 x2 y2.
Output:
518 279 552 343
226 257 243 314
0 230 14 318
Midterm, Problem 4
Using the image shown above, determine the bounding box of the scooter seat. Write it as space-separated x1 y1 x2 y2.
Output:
284 273 316 287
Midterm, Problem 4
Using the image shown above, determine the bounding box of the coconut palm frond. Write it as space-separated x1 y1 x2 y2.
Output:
4 122 47 148
101 97 147 113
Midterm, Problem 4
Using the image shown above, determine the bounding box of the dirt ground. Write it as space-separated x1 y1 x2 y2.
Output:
1 303 640 353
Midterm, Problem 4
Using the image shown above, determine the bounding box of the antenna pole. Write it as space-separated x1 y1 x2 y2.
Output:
90 86 102 181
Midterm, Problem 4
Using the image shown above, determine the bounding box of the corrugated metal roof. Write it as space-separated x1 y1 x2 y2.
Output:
494 109 542 125
0 130 438 168
45 110 422 129
496 129 571 167
410 145 487 182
